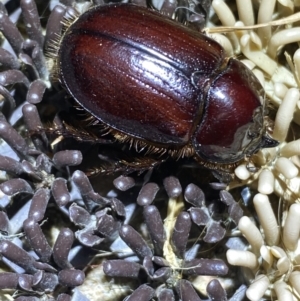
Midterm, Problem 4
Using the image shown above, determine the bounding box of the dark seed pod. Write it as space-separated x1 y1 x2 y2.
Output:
18 274 33 291
33 261 57 273
176 279 202 301
21 161 42 181
53 150 83 168
51 178 70 207
28 188 50 222
0 120 29 158
0 272 18 289
220 190 243 224
97 213 118 237
160 0 177 17
58 269 85 287
110 198 126 217
22 104 43 132
203 220 226 243
65 5 78 19
53 228 74 269
72 170 108 210
189 207 210 225
231 284 247 300
0 48 20 69
0 211 9 233
76 228 104 247
33 270 43 286
113 175 135 191
22 103 48 150
210 182 227 190
69 203 92 226
183 258 228 276
158 288 175 301
153 256 170 267
45 4 66 48
22 39 47 79
0 178 33 196
0 10 24 54
0 155 23 175
137 183 159 206
163 176 182 198
126 284 155 301
143 205 165 253
143 255 154 276
56 294 72 301
0 241 37 274
0 85 16 114
228 203 243 225
171 211 191 258
20 0 44 48
34 271 58 292
103 260 142 278
189 206 226 243
188 0 211 29
71 170 95 195
119 225 153 259
206 279 227 301
0 70 30 87
184 184 205 207
152 267 172 282
220 190 235 206
26 79 47 104
36 153 52 173
23 218 52 262
19 52 39 79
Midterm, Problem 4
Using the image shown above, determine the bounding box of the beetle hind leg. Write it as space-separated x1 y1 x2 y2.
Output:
87 155 166 177
45 121 114 147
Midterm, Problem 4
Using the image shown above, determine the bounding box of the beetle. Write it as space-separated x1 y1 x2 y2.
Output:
55 3 277 173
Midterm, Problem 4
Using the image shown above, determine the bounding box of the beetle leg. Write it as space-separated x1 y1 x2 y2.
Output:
87 156 166 177
44 121 114 147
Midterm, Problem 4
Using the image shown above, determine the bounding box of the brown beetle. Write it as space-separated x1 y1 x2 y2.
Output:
55 3 277 172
